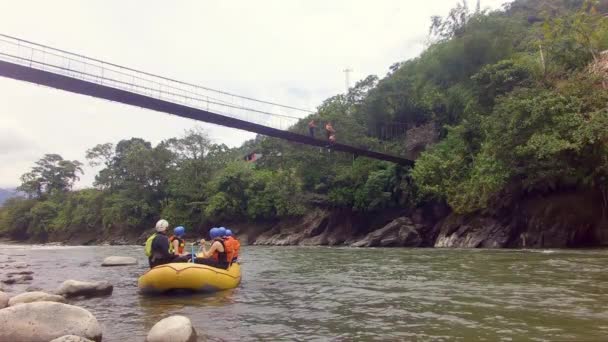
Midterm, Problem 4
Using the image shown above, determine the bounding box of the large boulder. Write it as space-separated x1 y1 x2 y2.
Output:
0 291 9 309
351 217 424 247
50 335 95 342
146 315 197 342
8 291 66 306
55 280 113 298
101 256 138 266
0 302 102 342
405 121 439 160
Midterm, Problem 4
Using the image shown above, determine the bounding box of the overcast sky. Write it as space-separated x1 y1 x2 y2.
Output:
0 0 508 188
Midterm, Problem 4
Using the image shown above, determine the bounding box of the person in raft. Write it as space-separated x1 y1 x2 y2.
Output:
196 227 232 269
169 225 192 260
224 228 241 263
145 219 190 268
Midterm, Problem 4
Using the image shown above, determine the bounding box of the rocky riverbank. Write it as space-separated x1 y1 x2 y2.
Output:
0 252 197 342
7 190 607 249
250 190 608 248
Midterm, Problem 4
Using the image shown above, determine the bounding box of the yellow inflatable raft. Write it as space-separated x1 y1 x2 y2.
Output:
138 262 241 293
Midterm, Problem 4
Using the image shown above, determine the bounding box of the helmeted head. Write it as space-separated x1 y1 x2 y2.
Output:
155 219 169 233
217 227 227 238
225 229 233 237
209 227 219 239
174 226 185 237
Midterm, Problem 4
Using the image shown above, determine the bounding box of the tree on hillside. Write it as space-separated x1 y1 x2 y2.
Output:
429 0 482 41
86 138 172 192
542 0 608 70
18 154 83 198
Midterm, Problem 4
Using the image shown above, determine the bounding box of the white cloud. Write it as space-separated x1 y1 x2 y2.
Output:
0 0 509 188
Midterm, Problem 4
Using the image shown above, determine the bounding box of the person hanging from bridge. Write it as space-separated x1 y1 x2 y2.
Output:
324 121 337 150
308 119 317 138
195 227 235 269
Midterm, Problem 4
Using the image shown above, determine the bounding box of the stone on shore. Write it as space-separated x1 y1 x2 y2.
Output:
101 256 138 266
8 291 66 306
0 291 9 309
50 335 95 342
0 302 102 342
146 315 197 342
2 274 33 284
55 280 113 298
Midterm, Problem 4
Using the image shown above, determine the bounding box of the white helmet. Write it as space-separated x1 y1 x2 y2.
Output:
155 219 169 232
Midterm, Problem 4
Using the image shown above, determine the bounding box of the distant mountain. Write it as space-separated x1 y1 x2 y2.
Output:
0 188 22 206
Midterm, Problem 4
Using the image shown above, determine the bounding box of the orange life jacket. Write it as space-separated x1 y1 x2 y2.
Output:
224 236 240 262
169 236 185 254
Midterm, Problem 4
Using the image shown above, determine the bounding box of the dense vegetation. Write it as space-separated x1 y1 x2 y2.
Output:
1 0 607 241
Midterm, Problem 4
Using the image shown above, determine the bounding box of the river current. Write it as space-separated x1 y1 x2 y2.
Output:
1 244 607 341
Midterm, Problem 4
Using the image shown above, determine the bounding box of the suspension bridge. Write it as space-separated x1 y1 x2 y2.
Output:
0 34 413 166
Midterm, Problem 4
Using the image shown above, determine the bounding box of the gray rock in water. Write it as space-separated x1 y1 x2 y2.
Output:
26 285 43 292
0 291 9 309
7 270 34 275
146 315 197 342
50 335 95 342
2 274 33 284
0 302 102 342
8 291 66 306
55 280 113 298
11 262 29 269
101 256 138 266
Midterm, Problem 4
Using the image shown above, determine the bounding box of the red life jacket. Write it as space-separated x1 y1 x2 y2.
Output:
169 235 185 254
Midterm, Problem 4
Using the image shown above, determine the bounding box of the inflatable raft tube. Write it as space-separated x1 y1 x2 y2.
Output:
138 262 241 293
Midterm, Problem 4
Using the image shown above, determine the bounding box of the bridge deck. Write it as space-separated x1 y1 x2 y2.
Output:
0 59 413 166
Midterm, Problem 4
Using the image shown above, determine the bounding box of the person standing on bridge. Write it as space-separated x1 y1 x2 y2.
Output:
308 119 317 138
325 121 336 141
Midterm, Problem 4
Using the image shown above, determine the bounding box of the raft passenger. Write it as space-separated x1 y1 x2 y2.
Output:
224 229 240 263
145 219 189 268
195 227 229 269
170 225 192 260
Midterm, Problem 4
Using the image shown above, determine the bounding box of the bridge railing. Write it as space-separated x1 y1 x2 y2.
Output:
0 34 311 130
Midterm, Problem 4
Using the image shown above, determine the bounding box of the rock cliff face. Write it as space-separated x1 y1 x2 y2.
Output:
404 122 439 160
247 190 608 248
251 204 447 247
434 190 608 248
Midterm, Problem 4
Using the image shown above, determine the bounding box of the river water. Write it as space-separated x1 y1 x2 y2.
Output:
1 244 608 341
